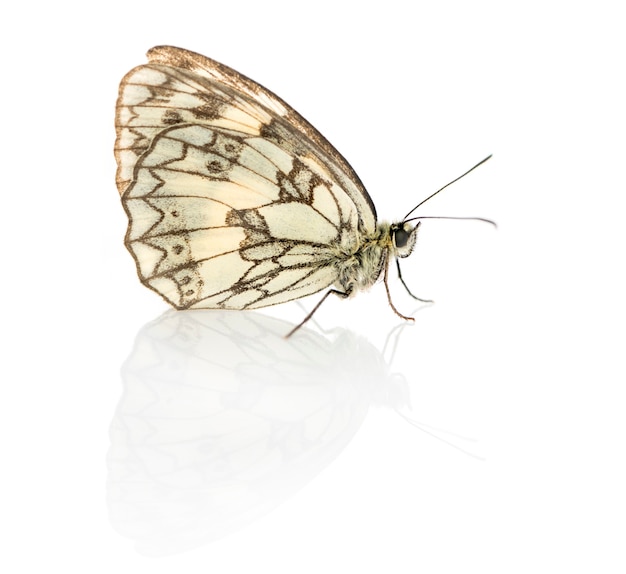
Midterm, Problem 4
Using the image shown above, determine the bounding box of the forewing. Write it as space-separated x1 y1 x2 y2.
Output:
115 45 376 233
124 124 362 310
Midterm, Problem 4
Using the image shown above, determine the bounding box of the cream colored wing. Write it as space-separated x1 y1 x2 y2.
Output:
124 123 363 309
115 46 376 234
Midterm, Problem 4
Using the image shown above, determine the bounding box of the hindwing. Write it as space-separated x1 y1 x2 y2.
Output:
124 123 364 309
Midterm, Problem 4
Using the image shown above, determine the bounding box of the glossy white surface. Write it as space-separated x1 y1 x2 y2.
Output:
4 1 624 572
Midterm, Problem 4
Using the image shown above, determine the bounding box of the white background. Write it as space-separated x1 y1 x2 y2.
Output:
3 0 625 572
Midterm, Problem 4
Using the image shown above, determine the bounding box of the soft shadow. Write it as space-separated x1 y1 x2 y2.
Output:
107 310 410 556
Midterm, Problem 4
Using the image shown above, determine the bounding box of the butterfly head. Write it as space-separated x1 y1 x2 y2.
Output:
390 221 420 258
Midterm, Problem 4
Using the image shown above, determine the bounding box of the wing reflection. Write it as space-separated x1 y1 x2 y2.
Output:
107 310 410 555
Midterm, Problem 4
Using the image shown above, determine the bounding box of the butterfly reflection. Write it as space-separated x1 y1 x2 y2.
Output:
107 310 411 555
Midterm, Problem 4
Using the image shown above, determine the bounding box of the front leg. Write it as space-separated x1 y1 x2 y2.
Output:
396 258 433 303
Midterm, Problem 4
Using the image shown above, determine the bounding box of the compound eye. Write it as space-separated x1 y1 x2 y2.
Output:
393 223 418 257
394 227 410 248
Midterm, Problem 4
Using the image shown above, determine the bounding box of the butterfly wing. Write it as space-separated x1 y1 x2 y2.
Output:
124 122 368 309
116 47 377 310
115 46 376 228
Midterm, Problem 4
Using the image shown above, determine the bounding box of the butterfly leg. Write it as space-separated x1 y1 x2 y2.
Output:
286 289 350 338
383 256 414 322
396 259 433 303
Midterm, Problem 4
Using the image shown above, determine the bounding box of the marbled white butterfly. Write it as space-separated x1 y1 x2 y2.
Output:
115 46 492 335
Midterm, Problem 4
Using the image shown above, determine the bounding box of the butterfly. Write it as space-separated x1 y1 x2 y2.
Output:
115 46 492 336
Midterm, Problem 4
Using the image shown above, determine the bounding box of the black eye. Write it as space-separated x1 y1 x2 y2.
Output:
394 227 409 248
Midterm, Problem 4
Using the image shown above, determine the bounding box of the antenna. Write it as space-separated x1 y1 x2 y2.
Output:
403 155 492 221
404 215 497 227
